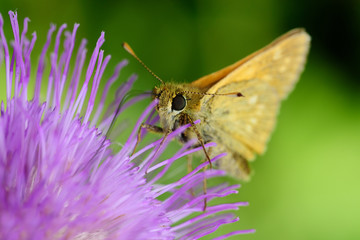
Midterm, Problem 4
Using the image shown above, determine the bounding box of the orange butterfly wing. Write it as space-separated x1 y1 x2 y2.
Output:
191 29 310 179
191 28 310 99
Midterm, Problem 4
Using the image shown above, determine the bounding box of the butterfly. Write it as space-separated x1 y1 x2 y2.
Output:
124 28 310 180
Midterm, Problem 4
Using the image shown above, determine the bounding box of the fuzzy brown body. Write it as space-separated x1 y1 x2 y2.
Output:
151 29 310 180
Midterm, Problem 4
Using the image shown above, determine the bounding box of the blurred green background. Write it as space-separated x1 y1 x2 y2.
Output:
1 0 360 239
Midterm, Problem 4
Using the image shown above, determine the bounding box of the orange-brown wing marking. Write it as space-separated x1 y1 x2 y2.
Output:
191 28 310 97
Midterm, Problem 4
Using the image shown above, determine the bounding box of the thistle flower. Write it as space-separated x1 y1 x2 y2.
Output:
0 11 254 239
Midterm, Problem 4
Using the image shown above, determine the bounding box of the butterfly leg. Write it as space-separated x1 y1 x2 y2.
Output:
131 123 164 156
144 128 171 174
202 167 208 211
186 154 197 198
184 114 213 211
185 115 213 169
187 153 193 174
132 123 172 174
186 152 208 211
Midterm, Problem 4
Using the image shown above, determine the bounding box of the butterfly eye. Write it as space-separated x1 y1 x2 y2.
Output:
172 94 186 111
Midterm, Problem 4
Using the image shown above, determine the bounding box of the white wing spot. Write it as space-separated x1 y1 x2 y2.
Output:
248 95 258 105
257 104 265 110
250 118 258 124
284 57 291 64
279 65 287 73
246 125 253 133
262 74 272 81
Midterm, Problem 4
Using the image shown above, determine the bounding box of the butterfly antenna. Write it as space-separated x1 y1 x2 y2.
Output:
123 42 164 84
185 91 244 97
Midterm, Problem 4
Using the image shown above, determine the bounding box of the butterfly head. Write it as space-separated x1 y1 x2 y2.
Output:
153 83 196 130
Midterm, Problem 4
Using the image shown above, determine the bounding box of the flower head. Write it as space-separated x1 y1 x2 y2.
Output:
0 11 254 239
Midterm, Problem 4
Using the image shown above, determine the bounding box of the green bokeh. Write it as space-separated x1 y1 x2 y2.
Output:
1 0 360 239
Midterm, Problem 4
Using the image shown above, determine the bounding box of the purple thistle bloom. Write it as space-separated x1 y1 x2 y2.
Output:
0 11 254 239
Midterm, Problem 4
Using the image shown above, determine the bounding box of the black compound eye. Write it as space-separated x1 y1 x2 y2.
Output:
172 94 186 111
